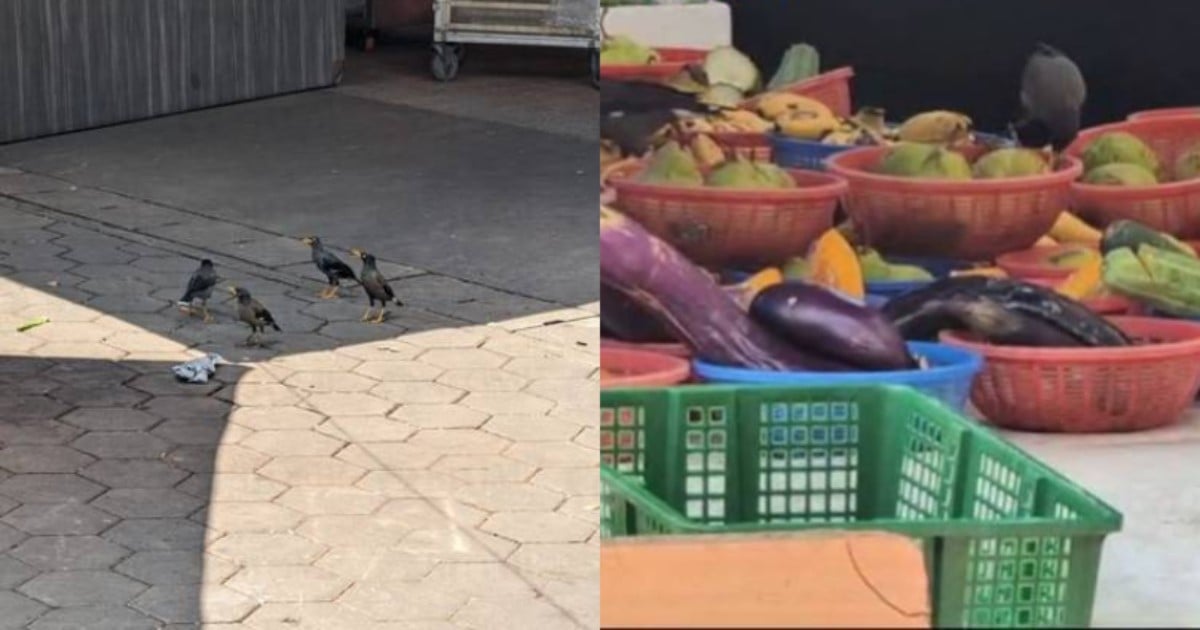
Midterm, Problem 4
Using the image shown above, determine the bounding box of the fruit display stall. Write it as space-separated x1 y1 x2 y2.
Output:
598 37 1200 628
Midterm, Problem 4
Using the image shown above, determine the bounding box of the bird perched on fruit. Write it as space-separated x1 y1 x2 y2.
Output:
350 248 403 324
1014 43 1087 152
601 79 705 157
228 286 281 346
178 259 219 323
300 236 357 299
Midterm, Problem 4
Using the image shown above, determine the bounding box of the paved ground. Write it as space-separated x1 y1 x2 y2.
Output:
0 47 598 308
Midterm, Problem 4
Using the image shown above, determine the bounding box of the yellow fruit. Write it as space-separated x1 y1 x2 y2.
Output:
897 110 973 145
972 148 1050 179
1082 163 1158 186
1082 132 1159 174
719 109 774 133
1034 235 1058 248
638 141 704 186
674 116 714 135
756 93 833 122
878 142 971 179
1048 212 1102 246
777 111 841 140
689 134 726 169
1056 256 1103 300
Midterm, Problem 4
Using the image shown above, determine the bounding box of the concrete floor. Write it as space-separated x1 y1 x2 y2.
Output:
0 45 598 308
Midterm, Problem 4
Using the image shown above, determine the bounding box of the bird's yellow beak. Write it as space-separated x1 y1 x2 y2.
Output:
299 236 313 245
350 248 364 258
227 286 238 294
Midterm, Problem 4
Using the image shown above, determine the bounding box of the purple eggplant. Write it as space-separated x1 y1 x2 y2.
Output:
750 283 917 370
600 282 677 343
600 207 852 371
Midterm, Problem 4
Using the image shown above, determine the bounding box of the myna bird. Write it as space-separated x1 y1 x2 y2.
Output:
178 259 219 323
228 286 281 346
350 248 403 324
300 236 357 299
1014 43 1087 152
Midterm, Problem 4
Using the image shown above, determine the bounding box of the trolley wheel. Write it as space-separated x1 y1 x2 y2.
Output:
450 43 467 66
431 45 460 82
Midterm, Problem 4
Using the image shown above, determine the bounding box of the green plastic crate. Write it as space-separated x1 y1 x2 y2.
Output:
600 384 1122 628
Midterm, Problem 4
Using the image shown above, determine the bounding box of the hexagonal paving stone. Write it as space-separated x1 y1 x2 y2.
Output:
314 548 437 582
395 527 516 562
416 348 506 370
482 512 593 543
0 395 69 422
307 392 395 416
225 566 350 602
525 378 597 411
258 457 366 487
165 444 268 474
92 489 203 519
200 502 303 533
336 443 441 471
356 470 463 500
456 483 564 512
334 340 423 362
0 446 93 473
243 602 384 630
25 321 111 343
102 519 207 551
0 591 46 630
375 498 485 529
104 332 189 354
0 474 105 503
229 406 325 431
510 543 600 581
60 407 162 432
269 352 361 373
0 523 27 552
10 536 130 571
506 442 595 469
0 419 82 445
423 562 537 599
461 392 553 415
149 419 229 445
70 432 171 459
130 584 255 624
389 404 489 429
437 368 528 392
0 555 39 589
177 474 287 503
556 495 600 525
126 373 224 397
283 371 376 392
483 414 582 442
432 455 537 484
218 383 302 407
338 581 468 622
503 357 595 380
115 550 238 586
367 381 467 407
18 570 147 607
296 515 410 548
51 384 147 407
408 429 510 454
241 430 343 457
80 460 189 489
210 533 327 566
318 415 416 442
531 468 598 496
27 605 160 630
3 503 118 536
403 328 487 349
452 596 579 630
274 487 387 516
352 360 443 382
142 396 232 422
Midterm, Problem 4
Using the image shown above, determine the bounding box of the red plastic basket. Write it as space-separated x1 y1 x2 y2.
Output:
1067 117 1200 237
1128 107 1200 122
601 347 691 389
941 316 1200 432
677 131 772 162
740 67 855 118
996 244 1092 281
600 337 691 359
825 146 1082 261
599 48 707 83
609 165 847 266
1022 277 1136 316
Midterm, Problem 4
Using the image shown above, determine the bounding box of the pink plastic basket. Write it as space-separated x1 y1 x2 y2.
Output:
740 67 855 118
599 48 707 83
1128 107 1200 122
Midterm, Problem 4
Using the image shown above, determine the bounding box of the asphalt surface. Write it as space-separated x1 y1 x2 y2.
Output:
0 47 598 307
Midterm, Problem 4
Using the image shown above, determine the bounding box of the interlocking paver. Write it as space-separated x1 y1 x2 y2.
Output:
408 429 510 454
10 536 131 571
177 474 288 503
370 381 465 405
0 523 28 552
296 515 409 548
335 443 442 471
0 554 39 588
483 413 582 442
0 419 82 445
284 371 376 392
218 383 303 407
338 581 468 621
506 442 595 469
258 457 367 486
242 602 382 630
130 584 255 624
18 570 147 607
318 415 416 442
92 489 203 519
71 432 171 459
241 430 343 457
419 348 506 369
228 406 325 431
60 408 162 432
452 597 579 630
482 512 594 543
461 391 554 415
306 392 393 416
353 360 442 382
80 460 189 489
314 547 437 582
102 519 208 551
437 368 528 392
274 486 387 516
0 591 47 630
27 605 160 630
198 502 304 533
0 446 93 473
456 483 564 512
390 404 489 429
210 533 327 566
115 551 238 585
225 565 351 602
423 562 538 599
0 474 105 503
432 454 537 484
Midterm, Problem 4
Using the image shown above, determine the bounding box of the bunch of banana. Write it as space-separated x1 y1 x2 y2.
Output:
754 93 834 122
711 109 775 133
687 133 727 169
897 110 974 146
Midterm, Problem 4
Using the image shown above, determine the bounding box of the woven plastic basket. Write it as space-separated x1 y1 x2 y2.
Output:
609 166 847 267
740 67 855 118
678 131 772 162
941 316 1200 432
1067 117 1200 237
1128 107 1200 122
601 347 690 388
826 146 1082 261
599 48 707 82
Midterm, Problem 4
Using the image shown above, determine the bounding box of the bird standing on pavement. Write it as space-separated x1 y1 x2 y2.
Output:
300 236 357 299
350 248 403 324
178 259 219 323
228 286 281 346
1013 43 1087 152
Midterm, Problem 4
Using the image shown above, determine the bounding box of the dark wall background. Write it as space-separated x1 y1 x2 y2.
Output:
727 0 1195 133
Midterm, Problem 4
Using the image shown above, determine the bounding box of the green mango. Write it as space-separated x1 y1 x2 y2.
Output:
767 43 820 90
1082 163 1158 186
1082 132 1160 174
972 148 1049 179
638 141 703 186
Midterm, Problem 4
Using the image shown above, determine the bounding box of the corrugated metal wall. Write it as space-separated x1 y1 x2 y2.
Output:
0 0 345 144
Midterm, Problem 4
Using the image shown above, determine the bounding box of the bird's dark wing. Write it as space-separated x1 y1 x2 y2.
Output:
600 80 701 116
602 110 680 157
181 269 216 301
318 251 357 280
250 299 282 331
361 269 393 302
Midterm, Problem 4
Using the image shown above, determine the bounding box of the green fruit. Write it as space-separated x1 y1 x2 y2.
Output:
600 36 658 65
1175 144 1200 181
859 249 934 281
782 257 810 280
878 142 970 179
972 148 1049 179
767 43 820 90
702 47 760 94
639 141 703 186
706 159 795 189
1082 163 1158 186
1082 132 1160 174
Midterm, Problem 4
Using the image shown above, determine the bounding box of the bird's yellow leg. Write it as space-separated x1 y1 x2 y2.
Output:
202 305 214 324
371 309 387 324
319 286 335 299
361 307 375 322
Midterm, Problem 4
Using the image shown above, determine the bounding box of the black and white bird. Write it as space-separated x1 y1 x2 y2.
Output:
350 248 403 324
300 236 357 299
1013 43 1087 152
228 286 281 346
178 259 219 323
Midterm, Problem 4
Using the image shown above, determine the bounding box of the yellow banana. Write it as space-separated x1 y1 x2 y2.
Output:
777 111 841 141
897 110 973 145
1048 211 1102 246
719 109 775 133
689 134 726 169
756 93 834 122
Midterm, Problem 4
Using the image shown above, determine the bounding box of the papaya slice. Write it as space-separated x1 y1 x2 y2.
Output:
1056 256 1103 300
807 229 865 299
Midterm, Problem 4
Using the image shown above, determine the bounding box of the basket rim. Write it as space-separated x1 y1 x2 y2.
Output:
597 46 708 75
1127 107 1200 122
600 337 691 358
739 66 855 109
691 340 983 385
826 145 1084 192
1067 117 1200 195
939 315 1200 362
995 244 1086 279
601 346 691 387
609 165 848 200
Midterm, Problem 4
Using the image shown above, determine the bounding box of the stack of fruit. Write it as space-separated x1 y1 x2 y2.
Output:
1079 131 1200 185
635 141 797 189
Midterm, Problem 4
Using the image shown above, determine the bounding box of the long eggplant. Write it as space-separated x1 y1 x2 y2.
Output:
600 282 678 343
883 276 1131 347
600 207 852 371
750 283 917 370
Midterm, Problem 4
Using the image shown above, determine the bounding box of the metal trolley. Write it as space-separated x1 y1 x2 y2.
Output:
431 0 600 82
